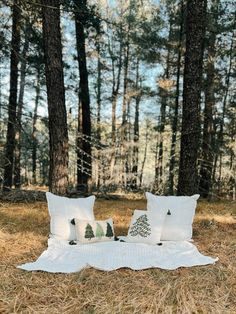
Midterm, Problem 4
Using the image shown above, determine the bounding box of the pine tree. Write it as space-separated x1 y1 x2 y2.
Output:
85 223 95 240
199 0 220 198
42 0 69 195
168 0 184 195
130 214 151 237
14 19 30 188
3 0 21 191
95 223 104 238
105 222 114 238
74 0 92 193
177 0 207 195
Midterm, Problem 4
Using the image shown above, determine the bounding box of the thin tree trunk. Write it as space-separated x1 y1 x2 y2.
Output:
121 37 130 187
74 0 92 193
14 22 29 188
155 87 167 189
3 0 21 191
96 24 102 188
139 122 148 188
42 0 69 195
131 58 141 189
153 135 159 192
154 12 175 192
177 0 207 196
217 30 234 188
109 38 122 180
0 55 3 119
168 0 184 195
211 117 218 190
32 66 41 185
199 0 219 198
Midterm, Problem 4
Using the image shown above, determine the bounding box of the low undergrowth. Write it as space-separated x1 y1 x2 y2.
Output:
0 198 235 313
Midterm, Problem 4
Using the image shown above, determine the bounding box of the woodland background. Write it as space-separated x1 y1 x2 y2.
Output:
0 0 235 200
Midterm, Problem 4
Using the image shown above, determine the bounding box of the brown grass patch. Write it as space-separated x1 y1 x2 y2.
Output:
0 199 236 313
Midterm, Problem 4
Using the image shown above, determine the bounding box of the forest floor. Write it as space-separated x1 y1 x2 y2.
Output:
0 196 236 313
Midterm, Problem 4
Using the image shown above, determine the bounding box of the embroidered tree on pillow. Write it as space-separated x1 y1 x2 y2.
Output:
130 214 151 237
95 223 105 238
85 223 95 240
105 222 114 238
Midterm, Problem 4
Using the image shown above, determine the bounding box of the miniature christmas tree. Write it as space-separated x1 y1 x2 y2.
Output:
105 222 114 238
84 223 95 240
129 214 151 237
95 223 105 238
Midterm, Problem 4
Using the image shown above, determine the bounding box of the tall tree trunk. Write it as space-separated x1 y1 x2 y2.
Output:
0 58 2 119
154 87 167 189
216 30 234 189
74 0 92 193
121 36 130 187
199 0 219 198
211 117 218 187
139 122 148 188
131 58 141 189
3 0 21 191
154 15 173 191
168 0 184 195
177 0 207 196
95 23 102 188
229 126 235 200
14 22 29 188
109 39 122 180
42 0 69 195
32 66 41 185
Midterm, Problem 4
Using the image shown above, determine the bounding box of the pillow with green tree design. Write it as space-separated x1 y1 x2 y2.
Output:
126 209 168 245
73 218 115 243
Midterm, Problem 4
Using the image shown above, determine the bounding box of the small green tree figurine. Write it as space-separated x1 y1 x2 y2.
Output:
105 222 114 238
95 223 105 238
84 223 95 240
130 214 151 237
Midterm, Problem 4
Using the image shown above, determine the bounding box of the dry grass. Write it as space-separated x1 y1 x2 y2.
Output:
0 198 236 314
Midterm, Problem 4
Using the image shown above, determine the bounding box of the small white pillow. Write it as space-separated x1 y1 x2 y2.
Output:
46 192 95 241
146 192 200 241
126 209 168 245
74 218 114 243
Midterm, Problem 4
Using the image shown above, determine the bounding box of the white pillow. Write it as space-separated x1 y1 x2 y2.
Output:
126 209 168 245
74 218 114 243
146 192 200 241
46 192 95 240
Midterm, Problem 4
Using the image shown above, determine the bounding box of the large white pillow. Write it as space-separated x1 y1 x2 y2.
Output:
146 192 200 241
46 192 95 240
126 209 168 245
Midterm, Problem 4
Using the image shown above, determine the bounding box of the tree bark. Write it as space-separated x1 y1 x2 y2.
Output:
109 38 122 180
95 23 102 188
139 122 148 188
3 0 21 191
32 66 41 185
177 0 207 196
199 0 219 198
131 58 141 189
168 0 184 195
216 31 234 189
42 0 69 195
154 86 167 189
154 12 173 190
14 21 29 188
121 33 130 187
74 0 92 193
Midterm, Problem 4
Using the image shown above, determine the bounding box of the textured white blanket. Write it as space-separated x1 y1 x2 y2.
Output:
17 238 218 273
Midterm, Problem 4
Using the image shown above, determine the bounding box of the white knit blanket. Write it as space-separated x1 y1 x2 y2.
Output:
17 238 218 273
